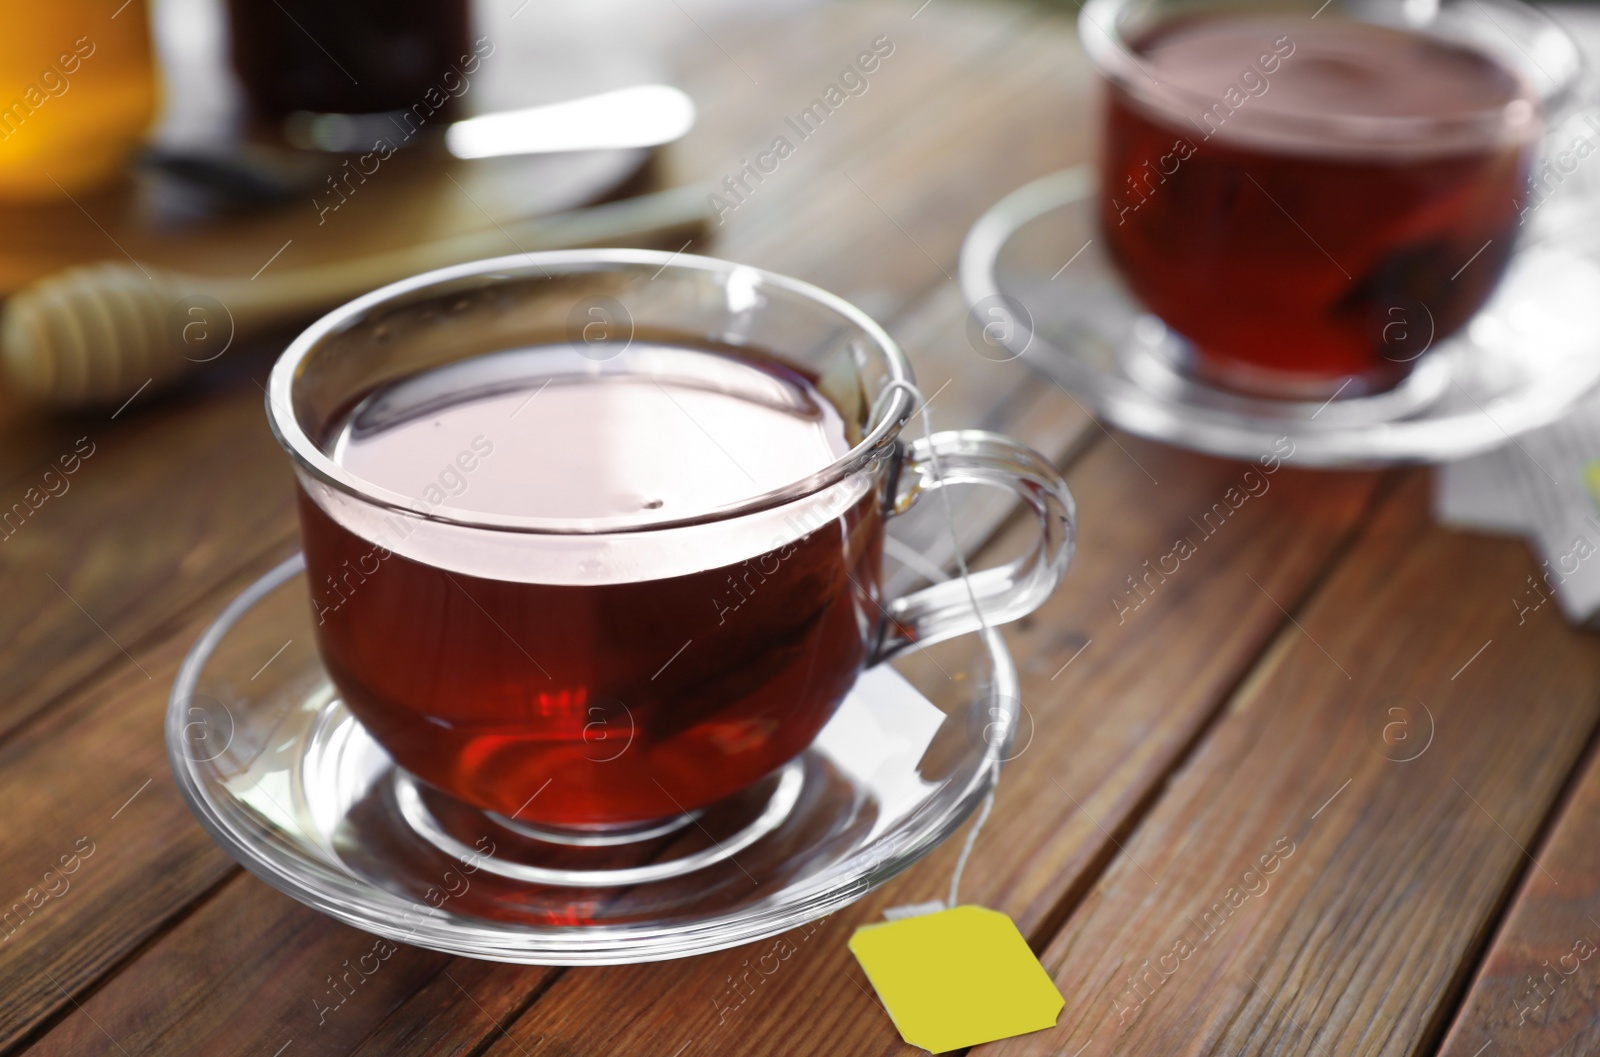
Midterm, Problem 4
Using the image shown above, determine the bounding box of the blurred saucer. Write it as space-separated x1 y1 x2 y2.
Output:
166 555 1014 964
960 167 1600 466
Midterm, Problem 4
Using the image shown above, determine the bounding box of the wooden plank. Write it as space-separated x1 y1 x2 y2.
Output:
341 957 553 1057
664 0 1040 205
1435 738 1600 1057
969 474 1600 1057
0 383 300 742
718 7 1094 316
19 870 495 1057
0 398 78 493
0 544 297 1053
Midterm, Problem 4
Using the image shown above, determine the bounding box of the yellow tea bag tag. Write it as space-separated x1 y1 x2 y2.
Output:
849 905 1063 1053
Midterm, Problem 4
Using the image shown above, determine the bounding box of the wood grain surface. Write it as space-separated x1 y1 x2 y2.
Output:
982 474 1600 1057
0 544 294 1051
1436 736 1600 1057
0 384 299 743
3 1 1598 1056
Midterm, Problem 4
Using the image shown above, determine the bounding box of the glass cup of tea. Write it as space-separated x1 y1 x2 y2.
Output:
1081 0 1582 399
266 250 1074 836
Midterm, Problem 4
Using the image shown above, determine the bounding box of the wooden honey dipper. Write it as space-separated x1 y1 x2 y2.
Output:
1 184 712 408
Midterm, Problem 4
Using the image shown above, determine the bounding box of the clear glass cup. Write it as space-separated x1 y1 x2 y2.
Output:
1080 0 1582 400
266 250 1075 833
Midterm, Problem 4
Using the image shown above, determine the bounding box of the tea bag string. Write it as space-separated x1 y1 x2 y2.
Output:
948 788 996 909
875 378 998 910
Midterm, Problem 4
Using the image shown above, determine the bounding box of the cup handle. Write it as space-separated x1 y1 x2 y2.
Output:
874 429 1076 662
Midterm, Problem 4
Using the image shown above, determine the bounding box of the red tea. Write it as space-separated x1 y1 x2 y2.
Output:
299 342 884 828
1099 16 1538 394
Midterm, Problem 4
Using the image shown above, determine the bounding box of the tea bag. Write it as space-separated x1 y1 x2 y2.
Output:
1435 391 1600 627
848 381 1064 1051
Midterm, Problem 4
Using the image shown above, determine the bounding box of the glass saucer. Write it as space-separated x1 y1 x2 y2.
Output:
959 167 1600 466
165 555 1016 964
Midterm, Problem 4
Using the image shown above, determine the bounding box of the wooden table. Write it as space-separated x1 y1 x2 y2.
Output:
3 2 1598 1055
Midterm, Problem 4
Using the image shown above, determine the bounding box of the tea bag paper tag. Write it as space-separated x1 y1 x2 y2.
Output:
1436 392 1600 626
882 900 946 921
813 664 946 790
848 905 1063 1053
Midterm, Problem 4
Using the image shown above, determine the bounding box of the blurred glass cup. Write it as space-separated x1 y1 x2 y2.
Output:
1081 0 1582 399
225 0 477 151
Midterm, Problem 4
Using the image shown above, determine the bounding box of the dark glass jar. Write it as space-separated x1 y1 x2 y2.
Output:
226 0 473 126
